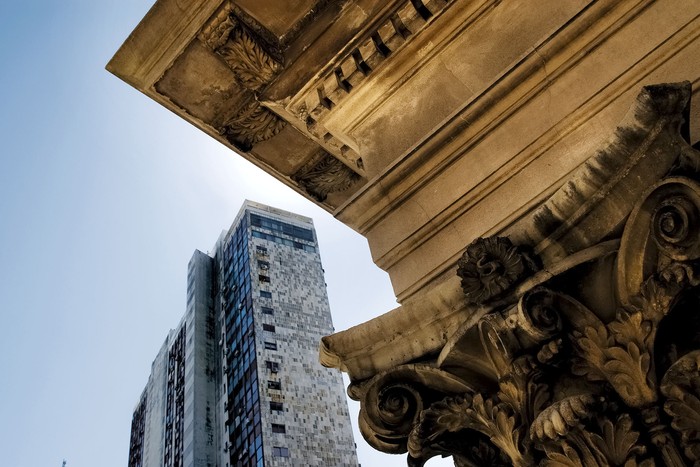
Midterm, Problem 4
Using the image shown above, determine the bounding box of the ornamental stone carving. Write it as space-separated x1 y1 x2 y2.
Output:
200 5 281 93
292 152 361 202
219 99 286 152
199 5 285 151
326 82 700 466
216 26 281 93
457 237 538 305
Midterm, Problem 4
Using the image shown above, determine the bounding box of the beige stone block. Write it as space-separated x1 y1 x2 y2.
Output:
155 41 247 129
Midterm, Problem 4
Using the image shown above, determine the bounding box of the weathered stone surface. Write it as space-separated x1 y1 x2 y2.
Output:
109 0 700 303
109 1 700 463
323 83 700 466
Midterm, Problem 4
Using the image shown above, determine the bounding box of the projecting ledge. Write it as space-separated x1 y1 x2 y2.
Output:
320 83 700 466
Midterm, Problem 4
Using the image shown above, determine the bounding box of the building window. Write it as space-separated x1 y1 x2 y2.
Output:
258 260 269 270
265 361 279 373
272 446 289 457
258 274 270 283
270 402 284 412
256 246 267 255
261 307 274 315
250 213 314 242
260 291 272 299
263 324 275 333
264 341 277 351
271 424 286 434
267 380 281 390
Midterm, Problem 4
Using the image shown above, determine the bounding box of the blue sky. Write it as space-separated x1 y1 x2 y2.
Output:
0 2 451 466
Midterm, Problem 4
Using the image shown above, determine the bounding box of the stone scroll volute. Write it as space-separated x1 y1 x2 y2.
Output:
343 83 700 466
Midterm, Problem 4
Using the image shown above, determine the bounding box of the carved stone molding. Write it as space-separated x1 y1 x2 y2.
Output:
291 152 361 202
220 99 286 152
457 237 539 305
199 6 282 93
199 4 284 151
332 83 700 465
296 0 456 125
198 2 237 51
216 26 281 93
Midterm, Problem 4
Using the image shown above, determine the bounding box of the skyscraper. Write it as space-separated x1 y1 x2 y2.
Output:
128 201 358 467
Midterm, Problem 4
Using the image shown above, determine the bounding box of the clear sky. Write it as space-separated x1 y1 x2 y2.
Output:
0 2 452 466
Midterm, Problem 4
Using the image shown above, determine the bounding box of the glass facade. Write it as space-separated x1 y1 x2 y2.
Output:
128 391 147 467
249 213 314 242
251 230 316 252
222 214 264 467
164 326 186 467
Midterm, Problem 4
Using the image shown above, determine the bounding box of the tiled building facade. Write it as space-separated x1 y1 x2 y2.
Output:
128 201 358 467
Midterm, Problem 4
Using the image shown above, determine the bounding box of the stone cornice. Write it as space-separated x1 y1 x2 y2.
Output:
107 0 225 89
334 1 700 301
323 82 700 465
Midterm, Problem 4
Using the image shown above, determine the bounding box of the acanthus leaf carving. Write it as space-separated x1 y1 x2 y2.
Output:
539 413 652 467
530 394 598 442
201 6 281 93
292 152 361 202
660 350 700 464
200 7 285 151
571 308 657 408
339 83 700 466
198 2 237 50
220 99 286 152
408 394 527 467
216 27 281 92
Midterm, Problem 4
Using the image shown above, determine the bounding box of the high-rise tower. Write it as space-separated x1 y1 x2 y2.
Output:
128 201 358 467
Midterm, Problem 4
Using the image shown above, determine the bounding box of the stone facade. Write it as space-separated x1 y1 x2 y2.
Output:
323 83 700 465
243 202 357 466
113 2 700 465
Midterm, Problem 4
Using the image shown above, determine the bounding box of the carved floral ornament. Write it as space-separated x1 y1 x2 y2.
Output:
292 152 362 202
199 6 281 93
199 6 286 152
338 83 700 466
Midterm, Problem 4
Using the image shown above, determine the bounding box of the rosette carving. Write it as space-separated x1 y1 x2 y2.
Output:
457 237 537 304
337 84 700 466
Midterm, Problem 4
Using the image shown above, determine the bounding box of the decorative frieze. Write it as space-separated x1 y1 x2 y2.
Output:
292 152 361 202
298 0 455 124
330 83 700 466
